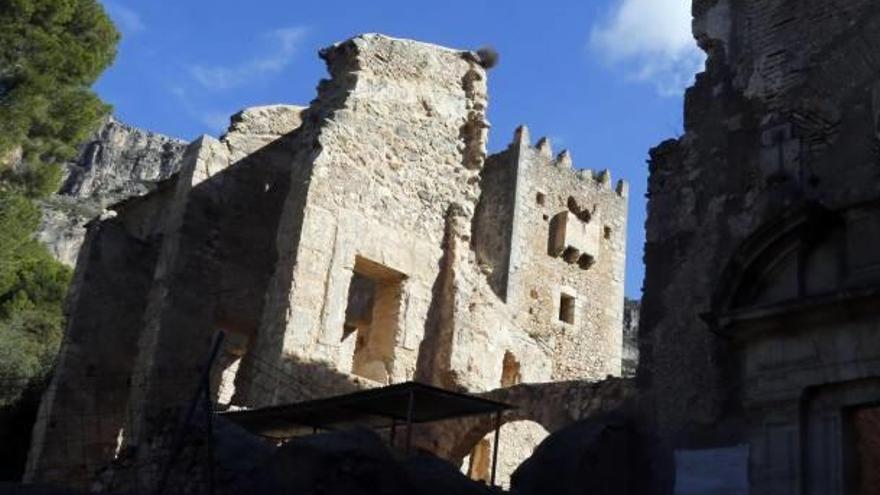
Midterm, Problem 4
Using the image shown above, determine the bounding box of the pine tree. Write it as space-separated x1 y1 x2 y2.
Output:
0 0 118 406
1 0 119 194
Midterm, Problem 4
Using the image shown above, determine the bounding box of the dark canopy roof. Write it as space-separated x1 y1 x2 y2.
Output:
220 381 514 439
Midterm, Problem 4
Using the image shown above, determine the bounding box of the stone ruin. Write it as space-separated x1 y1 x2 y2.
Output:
640 0 880 492
28 0 880 490
24 34 629 492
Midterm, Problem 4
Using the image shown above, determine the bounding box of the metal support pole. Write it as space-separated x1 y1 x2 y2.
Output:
490 411 502 487
404 390 415 454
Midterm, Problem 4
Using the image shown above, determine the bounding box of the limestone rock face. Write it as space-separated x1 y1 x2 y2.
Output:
59 117 187 201
36 105 307 266
37 117 187 265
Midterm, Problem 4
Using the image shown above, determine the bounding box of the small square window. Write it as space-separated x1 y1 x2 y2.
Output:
559 293 575 324
536 192 546 206
604 226 612 240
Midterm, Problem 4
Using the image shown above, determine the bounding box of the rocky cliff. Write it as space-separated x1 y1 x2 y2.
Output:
37 117 187 265
36 105 307 266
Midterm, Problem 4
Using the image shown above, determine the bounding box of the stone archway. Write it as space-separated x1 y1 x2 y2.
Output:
413 377 635 473
460 420 549 488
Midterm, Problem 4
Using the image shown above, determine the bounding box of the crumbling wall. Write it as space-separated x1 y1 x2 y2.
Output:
252 34 491 395
472 152 517 299
26 105 308 490
640 0 880 457
24 183 176 486
124 108 313 489
26 33 632 493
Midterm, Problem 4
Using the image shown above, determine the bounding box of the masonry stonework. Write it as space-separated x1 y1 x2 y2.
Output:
25 34 628 491
640 1 880 492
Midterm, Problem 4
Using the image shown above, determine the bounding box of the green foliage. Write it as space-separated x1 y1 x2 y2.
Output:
0 0 119 195
0 0 118 408
0 191 71 406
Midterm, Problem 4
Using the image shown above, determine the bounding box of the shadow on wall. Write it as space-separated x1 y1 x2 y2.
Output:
23 119 315 491
414 205 464 390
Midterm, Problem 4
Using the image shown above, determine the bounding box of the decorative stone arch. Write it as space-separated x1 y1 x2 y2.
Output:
702 201 880 494
706 202 843 328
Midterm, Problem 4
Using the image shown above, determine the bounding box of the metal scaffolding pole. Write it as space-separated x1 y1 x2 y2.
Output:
490 411 502 487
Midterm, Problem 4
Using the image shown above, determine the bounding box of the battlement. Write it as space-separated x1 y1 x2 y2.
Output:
509 125 628 199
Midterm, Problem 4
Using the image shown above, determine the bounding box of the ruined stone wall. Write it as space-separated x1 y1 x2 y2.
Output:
24 184 176 486
124 107 310 483
452 126 628 393
250 34 491 396
27 33 631 492
25 105 308 489
641 0 880 446
472 151 517 298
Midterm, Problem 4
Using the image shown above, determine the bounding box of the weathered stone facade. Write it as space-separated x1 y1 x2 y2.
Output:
25 34 628 491
640 1 880 492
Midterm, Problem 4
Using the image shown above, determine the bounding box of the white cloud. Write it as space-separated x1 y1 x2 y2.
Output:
590 0 704 96
104 2 145 34
189 27 308 91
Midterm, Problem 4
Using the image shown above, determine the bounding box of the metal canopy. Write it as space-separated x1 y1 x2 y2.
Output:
220 381 513 439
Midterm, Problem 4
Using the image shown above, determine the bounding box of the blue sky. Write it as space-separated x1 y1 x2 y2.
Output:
96 0 703 299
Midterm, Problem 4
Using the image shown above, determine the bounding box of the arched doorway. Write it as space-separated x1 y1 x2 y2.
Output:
461 420 549 488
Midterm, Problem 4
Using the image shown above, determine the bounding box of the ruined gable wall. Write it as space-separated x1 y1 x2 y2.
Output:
263 34 490 392
641 0 880 440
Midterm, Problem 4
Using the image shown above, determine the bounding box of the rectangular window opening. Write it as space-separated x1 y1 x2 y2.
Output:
343 257 406 383
559 293 575 324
